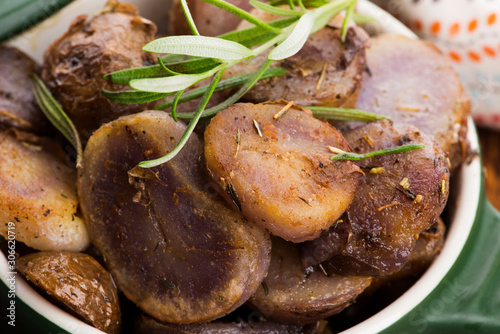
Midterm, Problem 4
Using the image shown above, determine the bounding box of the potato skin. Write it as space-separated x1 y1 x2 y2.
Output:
17 251 121 334
224 25 368 109
351 35 470 168
41 1 157 139
204 101 362 242
248 237 372 325
78 110 271 324
301 120 450 276
0 46 47 133
0 130 89 251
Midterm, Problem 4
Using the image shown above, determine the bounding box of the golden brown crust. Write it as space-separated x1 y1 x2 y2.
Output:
204 101 362 242
0 130 89 251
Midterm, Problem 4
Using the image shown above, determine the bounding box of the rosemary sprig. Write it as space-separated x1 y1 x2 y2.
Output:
305 106 389 122
103 0 358 167
330 144 425 161
153 67 286 111
30 74 82 167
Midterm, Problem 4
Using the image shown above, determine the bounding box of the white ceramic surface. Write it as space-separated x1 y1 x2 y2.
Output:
0 1 482 333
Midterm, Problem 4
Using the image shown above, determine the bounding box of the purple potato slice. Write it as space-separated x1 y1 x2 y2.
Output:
301 120 450 276
78 110 271 324
248 237 372 325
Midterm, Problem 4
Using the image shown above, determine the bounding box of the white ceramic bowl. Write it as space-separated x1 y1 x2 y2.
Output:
0 1 482 333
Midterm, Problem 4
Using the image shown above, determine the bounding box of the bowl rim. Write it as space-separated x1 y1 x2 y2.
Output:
0 1 482 333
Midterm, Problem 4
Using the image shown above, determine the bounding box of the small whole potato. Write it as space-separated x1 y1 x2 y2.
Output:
41 0 157 139
17 251 121 334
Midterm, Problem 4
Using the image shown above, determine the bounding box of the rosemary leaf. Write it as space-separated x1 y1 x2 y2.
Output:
200 0 283 34
143 35 255 61
105 58 220 84
305 106 389 122
268 11 314 60
155 67 286 111
171 89 186 122
104 65 170 84
249 0 302 17
330 144 425 161
139 70 225 168
352 12 375 24
311 0 351 33
180 0 200 36
341 0 357 42
130 64 223 93
158 56 182 76
103 89 172 104
30 74 82 167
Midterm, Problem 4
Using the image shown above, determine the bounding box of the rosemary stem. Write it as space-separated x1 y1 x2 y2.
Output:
138 70 225 168
200 0 283 34
330 144 425 161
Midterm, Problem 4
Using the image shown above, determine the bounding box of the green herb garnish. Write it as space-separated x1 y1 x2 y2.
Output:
330 144 425 161
106 0 358 168
30 74 82 168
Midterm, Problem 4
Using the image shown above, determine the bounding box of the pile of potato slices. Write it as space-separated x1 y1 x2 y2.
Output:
0 0 470 333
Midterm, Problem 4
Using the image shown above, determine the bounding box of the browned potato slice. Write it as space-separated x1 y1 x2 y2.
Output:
0 130 89 251
248 237 372 325
301 120 450 276
367 218 445 293
224 25 368 108
204 101 362 242
352 35 469 168
169 0 256 36
0 46 48 133
136 313 325 334
17 251 120 334
41 0 157 139
78 110 271 324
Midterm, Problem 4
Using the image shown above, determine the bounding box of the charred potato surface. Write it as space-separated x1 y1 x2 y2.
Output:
204 101 362 242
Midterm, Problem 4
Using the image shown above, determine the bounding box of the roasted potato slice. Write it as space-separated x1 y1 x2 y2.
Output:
367 218 446 293
224 25 368 109
41 0 157 138
78 110 271 324
349 35 470 168
204 101 362 242
0 130 89 251
248 237 372 325
135 313 325 334
17 251 120 334
301 120 450 276
0 46 47 133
